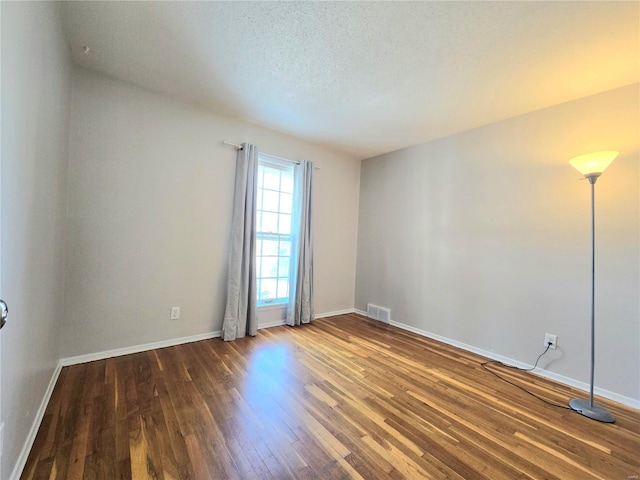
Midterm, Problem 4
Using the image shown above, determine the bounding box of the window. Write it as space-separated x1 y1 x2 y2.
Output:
256 155 295 306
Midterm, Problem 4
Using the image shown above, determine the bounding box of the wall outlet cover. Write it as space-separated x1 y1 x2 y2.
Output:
544 333 558 350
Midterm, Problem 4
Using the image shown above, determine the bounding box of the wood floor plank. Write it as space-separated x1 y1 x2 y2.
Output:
21 314 640 479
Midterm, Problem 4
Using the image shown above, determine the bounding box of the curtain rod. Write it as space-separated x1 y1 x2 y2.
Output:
223 141 243 150
222 141 320 169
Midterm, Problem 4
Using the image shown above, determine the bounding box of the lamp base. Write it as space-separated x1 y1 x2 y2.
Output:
569 398 615 423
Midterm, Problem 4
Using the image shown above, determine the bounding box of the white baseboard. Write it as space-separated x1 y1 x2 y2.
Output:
258 308 356 328
60 330 222 366
60 311 358 367
258 320 286 329
353 309 638 408
387 319 640 410
10 362 63 480
315 308 355 319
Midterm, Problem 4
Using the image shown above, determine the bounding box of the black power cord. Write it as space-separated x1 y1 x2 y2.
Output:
481 343 572 410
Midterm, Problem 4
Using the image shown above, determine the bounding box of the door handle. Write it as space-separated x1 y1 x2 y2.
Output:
0 299 7 330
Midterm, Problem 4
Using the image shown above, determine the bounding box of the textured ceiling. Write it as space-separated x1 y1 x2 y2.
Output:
60 1 639 159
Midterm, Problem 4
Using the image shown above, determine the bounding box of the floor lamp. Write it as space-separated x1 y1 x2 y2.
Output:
568 151 617 423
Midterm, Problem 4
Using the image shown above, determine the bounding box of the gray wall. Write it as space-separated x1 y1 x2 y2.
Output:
355 84 639 402
62 68 361 358
1 2 71 478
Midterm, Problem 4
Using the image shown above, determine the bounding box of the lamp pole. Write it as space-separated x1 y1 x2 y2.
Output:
567 165 615 423
589 179 596 408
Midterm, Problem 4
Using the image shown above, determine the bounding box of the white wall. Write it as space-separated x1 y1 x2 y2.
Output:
0 2 71 478
355 84 639 403
62 68 360 357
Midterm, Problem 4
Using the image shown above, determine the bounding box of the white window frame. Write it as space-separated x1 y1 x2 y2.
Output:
256 154 296 307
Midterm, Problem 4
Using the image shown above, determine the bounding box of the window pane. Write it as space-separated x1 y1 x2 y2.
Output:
261 279 277 300
281 174 294 193
257 167 264 187
257 188 263 210
262 190 279 212
278 256 290 277
262 257 278 277
261 212 278 233
279 240 291 256
256 238 262 256
262 239 278 256
277 279 289 299
280 193 292 214
263 170 280 190
278 214 291 234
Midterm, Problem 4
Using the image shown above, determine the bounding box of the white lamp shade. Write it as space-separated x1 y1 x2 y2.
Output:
569 151 618 176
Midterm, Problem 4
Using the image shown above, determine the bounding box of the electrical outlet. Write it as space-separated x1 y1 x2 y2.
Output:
544 333 558 350
170 307 180 320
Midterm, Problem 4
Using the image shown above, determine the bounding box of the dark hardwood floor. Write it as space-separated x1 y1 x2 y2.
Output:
22 313 640 479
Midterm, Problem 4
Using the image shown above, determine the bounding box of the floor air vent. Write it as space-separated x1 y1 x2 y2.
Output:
367 303 390 324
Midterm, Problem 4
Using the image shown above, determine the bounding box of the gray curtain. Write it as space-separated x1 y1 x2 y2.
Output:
287 159 314 326
222 143 258 341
